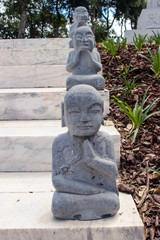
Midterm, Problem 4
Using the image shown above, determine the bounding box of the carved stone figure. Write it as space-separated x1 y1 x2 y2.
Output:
69 6 89 48
147 0 160 8
52 85 119 220
66 26 105 90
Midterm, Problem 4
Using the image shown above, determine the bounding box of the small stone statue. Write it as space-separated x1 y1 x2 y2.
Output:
147 0 160 8
66 26 105 90
69 6 89 48
52 85 119 220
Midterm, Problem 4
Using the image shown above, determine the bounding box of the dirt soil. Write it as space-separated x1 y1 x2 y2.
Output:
97 43 160 240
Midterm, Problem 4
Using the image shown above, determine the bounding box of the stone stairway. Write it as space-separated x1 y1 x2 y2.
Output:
0 38 116 172
0 38 144 239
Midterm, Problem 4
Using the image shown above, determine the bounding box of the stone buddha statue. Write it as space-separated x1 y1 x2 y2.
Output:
66 26 105 90
69 6 89 48
147 0 160 8
52 85 119 220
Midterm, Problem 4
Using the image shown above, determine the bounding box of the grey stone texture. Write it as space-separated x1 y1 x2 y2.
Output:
66 26 105 90
147 0 160 8
69 6 89 48
125 0 160 42
52 85 119 220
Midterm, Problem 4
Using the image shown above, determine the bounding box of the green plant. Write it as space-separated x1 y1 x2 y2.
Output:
147 36 154 45
152 31 160 46
133 33 147 52
146 167 160 175
102 38 121 57
111 88 160 143
111 60 145 97
142 47 160 77
120 37 127 50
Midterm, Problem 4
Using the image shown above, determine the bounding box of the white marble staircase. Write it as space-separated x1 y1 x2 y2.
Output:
0 38 144 240
0 38 112 172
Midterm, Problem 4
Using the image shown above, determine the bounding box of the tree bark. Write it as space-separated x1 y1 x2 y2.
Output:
18 10 27 38
55 0 61 37
18 0 27 38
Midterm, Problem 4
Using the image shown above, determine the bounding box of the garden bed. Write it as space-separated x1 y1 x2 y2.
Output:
97 43 160 240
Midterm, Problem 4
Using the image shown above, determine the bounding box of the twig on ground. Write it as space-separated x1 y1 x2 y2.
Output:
137 162 150 209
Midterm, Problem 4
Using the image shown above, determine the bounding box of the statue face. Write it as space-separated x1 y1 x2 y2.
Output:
64 86 103 137
73 7 88 24
74 27 94 52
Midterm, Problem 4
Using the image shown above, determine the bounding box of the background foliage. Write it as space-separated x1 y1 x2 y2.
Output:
0 0 146 39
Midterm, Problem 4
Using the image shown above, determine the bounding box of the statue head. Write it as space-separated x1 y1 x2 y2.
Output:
73 6 88 24
73 26 95 52
62 84 104 137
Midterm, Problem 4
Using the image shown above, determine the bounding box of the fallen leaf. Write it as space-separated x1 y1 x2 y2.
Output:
153 194 160 203
154 188 160 195
155 215 159 227
149 227 155 240
140 201 149 213
150 173 160 179
118 183 135 194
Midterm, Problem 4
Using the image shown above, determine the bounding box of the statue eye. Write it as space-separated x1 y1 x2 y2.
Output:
71 111 80 113
76 34 82 40
86 33 92 39
68 109 81 114
91 110 100 114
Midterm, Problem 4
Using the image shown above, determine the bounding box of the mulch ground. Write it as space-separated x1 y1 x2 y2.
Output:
97 43 160 240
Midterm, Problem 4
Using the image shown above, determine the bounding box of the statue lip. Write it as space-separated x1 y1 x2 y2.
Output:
80 17 87 20
80 43 89 46
77 125 93 129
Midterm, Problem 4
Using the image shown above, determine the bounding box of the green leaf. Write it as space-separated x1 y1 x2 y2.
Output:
111 89 160 143
146 167 160 175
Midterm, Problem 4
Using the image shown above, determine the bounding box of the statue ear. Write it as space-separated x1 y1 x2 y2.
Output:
101 117 104 125
94 38 96 48
61 102 66 127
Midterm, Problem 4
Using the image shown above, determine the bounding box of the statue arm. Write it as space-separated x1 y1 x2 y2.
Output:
66 51 79 72
52 137 105 195
52 174 105 195
83 139 118 179
88 51 102 72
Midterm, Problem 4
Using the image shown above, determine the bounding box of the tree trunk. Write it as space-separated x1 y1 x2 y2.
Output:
18 10 27 38
55 0 61 37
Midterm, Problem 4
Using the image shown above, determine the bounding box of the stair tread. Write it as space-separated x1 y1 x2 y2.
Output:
0 88 66 93
0 120 118 137
0 172 143 239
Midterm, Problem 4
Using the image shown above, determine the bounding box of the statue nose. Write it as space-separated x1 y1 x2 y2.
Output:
80 112 90 122
82 36 87 42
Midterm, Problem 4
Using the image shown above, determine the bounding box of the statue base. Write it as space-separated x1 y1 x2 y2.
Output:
66 75 105 90
0 172 144 240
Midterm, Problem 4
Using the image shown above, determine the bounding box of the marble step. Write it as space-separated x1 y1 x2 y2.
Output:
0 120 120 171
0 66 102 89
0 47 69 65
0 65 70 88
0 88 109 120
0 88 66 120
0 172 144 240
0 38 70 49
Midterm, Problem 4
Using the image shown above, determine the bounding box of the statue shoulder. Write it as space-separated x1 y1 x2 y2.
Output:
92 49 101 61
95 130 113 144
93 131 115 161
67 50 75 60
52 132 70 152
